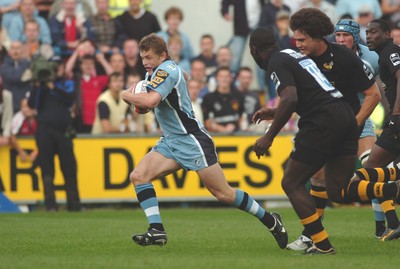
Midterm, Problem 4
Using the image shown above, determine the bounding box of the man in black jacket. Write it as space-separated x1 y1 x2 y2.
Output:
28 59 81 212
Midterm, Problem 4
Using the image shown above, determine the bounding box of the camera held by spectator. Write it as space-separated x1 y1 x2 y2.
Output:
31 56 58 87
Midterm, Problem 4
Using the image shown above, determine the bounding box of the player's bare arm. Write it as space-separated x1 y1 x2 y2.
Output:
253 86 297 159
121 89 161 109
376 77 391 115
266 86 298 138
357 82 381 126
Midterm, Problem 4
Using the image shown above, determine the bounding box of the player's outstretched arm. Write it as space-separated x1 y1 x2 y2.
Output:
253 86 297 159
357 82 381 126
265 86 297 138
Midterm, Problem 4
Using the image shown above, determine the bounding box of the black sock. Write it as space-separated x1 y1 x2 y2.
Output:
375 221 386 236
150 223 165 231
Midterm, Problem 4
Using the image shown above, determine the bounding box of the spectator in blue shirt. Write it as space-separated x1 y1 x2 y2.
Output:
0 0 20 30
157 6 194 62
7 0 52 45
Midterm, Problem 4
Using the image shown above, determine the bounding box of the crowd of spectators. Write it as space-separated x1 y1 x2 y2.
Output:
0 0 399 155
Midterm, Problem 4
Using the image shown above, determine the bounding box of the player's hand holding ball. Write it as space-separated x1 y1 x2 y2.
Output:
126 80 151 114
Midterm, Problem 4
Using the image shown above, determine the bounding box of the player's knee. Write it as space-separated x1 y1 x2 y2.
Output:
281 177 296 195
281 174 307 193
130 169 145 185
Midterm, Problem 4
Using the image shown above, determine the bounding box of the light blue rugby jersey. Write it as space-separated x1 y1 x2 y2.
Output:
146 59 203 136
358 44 379 78
357 44 380 103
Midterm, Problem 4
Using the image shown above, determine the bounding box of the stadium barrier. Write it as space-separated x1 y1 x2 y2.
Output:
0 134 294 205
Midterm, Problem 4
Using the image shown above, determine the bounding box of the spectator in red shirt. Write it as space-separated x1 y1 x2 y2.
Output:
74 54 109 133
48 0 94 57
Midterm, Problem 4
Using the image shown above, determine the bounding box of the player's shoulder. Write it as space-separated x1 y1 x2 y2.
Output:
270 49 299 65
358 44 372 53
359 44 378 57
380 42 400 66
381 42 400 57
155 60 180 78
277 49 300 58
359 44 379 65
275 49 312 70
331 42 363 66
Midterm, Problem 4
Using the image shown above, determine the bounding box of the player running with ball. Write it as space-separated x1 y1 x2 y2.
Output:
121 33 288 248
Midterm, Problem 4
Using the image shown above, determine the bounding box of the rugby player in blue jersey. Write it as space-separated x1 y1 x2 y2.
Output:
121 33 288 248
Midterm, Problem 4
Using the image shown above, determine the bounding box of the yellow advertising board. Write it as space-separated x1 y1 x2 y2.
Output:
0 135 294 204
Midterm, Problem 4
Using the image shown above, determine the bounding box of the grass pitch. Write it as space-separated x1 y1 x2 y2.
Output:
0 206 398 269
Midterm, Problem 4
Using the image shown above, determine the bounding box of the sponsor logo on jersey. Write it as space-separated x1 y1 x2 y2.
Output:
148 69 169 88
323 61 333 70
362 63 374 80
390 53 400 66
156 70 169 78
271 72 281 89
194 159 201 166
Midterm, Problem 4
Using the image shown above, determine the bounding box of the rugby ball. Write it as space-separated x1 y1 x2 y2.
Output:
131 80 150 114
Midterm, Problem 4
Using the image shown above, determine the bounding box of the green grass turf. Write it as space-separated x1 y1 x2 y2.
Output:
0 206 398 269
